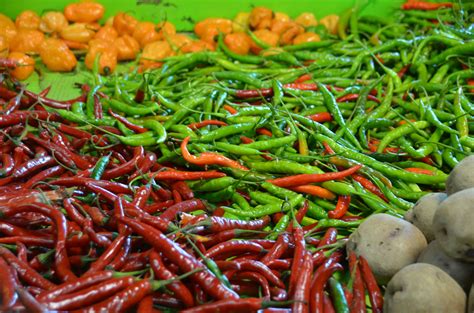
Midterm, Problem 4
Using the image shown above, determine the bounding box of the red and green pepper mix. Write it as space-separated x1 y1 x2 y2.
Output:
0 1 473 312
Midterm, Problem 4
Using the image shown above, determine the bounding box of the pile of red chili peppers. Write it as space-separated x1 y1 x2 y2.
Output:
0 1 473 312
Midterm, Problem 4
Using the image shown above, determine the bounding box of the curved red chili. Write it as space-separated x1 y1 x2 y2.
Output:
149 250 194 308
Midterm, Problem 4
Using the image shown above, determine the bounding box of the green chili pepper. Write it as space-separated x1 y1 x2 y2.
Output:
268 214 290 240
315 134 448 184
329 277 350 313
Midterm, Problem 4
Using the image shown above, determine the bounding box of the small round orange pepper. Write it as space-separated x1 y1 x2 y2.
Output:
133 22 161 48
39 12 68 34
115 35 140 61
293 32 321 45
64 2 105 23
8 52 35 80
113 12 138 36
15 10 41 30
10 29 45 54
0 36 9 57
85 39 118 74
250 29 279 54
295 12 318 27
94 25 118 42
0 14 17 44
156 21 176 40
39 38 77 72
166 34 193 51
249 7 273 30
319 14 340 35
194 18 232 43
224 33 251 55
181 40 214 53
60 23 95 43
140 41 173 69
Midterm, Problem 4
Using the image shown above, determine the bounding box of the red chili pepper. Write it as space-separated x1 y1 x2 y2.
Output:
309 255 343 313
4 91 23 115
397 64 411 78
336 94 380 103
132 185 152 209
149 169 227 181
102 146 144 179
351 173 388 202
291 250 313 313
150 250 195 308
307 112 333 123
256 127 273 137
23 89 84 109
290 185 336 200
402 1 452 10
222 104 238 114
0 256 17 310
181 136 248 170
172 189 182 203
240 136 254 144
348 252 366 313
188 120 228 129
323 293 336 313
171 181 194 200
267 165 362 188
43 276 135 311
287 200 309 232
404 167 434 175
288 225 305 298
328 195 351 219
63 199 111 247
79 278 153 313
232 271 271 297
261 234 291 265
359 255 383 313
160 199 206 221
200 215 270 233
311 228 338 267
204 240 265 260
108 108 148 134
2 203 76 282
0 154 15 177
295 73 312 83
27 134 91 170
0 111 59 127
202 229 248 247
144 199 174 214
0 246 56 290
37 271 114 301
57 124 92 139
234 259 285 288
118 216 239 300
85 233 129 275
129 152 157 182
107 237 132 271
15 285 50 313
266 259 291 271
11 156 56 179
181 298 266 312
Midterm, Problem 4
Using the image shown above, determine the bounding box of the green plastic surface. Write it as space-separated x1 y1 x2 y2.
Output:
1 0 405 100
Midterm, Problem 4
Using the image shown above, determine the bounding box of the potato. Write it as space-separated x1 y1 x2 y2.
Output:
346 213 427 284
404 192 447 242
384 263 466 313
433 188 474 262
446 155 474 195
469 284 474 313
417 240 474 290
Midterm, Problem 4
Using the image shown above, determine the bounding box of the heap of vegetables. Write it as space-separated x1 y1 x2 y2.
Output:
0 0 473 312
0 1 339 79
